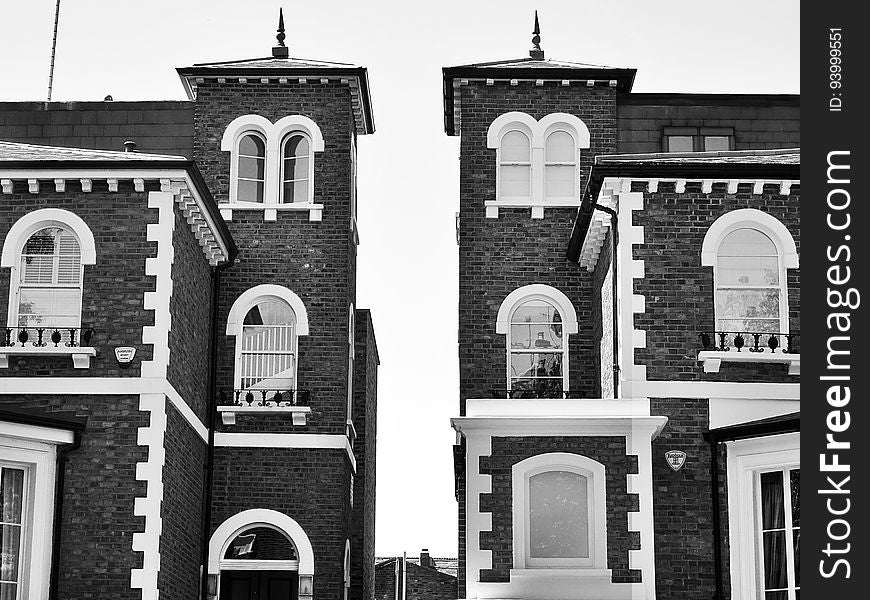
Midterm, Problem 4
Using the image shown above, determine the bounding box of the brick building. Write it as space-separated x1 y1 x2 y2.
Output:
0 21 378 600
374 551 458 600
445 20 799 600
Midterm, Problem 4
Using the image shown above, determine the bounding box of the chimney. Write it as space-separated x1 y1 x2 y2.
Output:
419 548 433 569
124 140 137 153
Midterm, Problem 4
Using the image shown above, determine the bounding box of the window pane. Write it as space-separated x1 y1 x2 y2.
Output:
761 471 785 529
244 300 294 326
501 131 530 162
717 256 780 286
716 318 780 334
283 179 309 204
21 256 55 285
237 179 264 203
510 324 563 350
18 288 81 327
510 353 562 379
716 289 781 322
238 155 265 180
284 135 309 158
0 583 16 600
545 165 575 197
512 300 562 324
765 592 787 600
762 530 787 590
0 470 23 525
667 135 694 152
283 156 309 182
793 529 800 587
238 134 265 157
545 131 574 162
500 165 530 197
704 136 730 151
719 229 778 257
22 229 56 255
0 525 21 582
21 228 81 286
529 471 588 559
223 526 298 560
790 470 800 527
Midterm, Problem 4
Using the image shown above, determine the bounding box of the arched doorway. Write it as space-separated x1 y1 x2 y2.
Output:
209 510 314 600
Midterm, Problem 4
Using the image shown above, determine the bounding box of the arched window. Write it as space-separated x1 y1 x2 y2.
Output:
508 298 565 397
512 453 607 569
496 285 578 397
15 226 82 330
701 209 797 337
281 133 311 204
227 285 310 398
499 130 532 199
236 133 267 203
239 299 297 393
544 130 577 199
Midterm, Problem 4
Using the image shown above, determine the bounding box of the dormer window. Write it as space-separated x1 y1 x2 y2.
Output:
486 112 589 218
237 133 267 203
281 133 311 204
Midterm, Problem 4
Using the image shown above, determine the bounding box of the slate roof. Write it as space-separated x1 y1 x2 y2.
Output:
0 140 187 163
448 57 628 70
595 148 800 166
375 556 458 579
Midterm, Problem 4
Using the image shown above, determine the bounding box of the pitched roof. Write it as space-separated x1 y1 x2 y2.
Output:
183 56 360 70
0 140 188 163
594 148 800 167
442 57 636 135
375 556 458 579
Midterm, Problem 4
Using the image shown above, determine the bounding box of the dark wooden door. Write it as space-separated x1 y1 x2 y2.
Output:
220 570 298 600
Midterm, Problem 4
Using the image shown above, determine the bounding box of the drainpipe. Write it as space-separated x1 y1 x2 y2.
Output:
706 434 725 600
200 260 232 600
593 203 620 399
49 430 82 600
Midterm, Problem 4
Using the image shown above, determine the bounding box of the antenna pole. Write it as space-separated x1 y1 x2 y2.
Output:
47 0 62 102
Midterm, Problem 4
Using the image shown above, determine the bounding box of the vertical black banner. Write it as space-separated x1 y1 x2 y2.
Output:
802 0 868 598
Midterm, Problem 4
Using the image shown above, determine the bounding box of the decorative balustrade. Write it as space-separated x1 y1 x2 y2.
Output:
698 330 800 375
0 326 97 369
218 388 312 425
490 388 585 400
698 331 799 354
1 326 94 348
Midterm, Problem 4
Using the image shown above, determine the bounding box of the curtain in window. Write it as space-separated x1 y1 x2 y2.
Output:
716 228 782 333
760 468 800 600
0 468 24 599
544 131 576 198
18 227 82 329
237 134 266 203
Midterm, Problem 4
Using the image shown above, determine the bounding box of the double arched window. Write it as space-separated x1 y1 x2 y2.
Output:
701 209 798 336
222 115 325 208
496 285 578 397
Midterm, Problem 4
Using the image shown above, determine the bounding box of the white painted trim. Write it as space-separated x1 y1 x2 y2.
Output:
220 115 274 153
271 115 326 153
217 405 311 426
700 208 798 268
628 379 800 400
511 453 607 569
0 421 75 445
496 285 578 335
1 208 97 266
0 436 61 600
452 416 667 438
725 433 799 600
486 112 538 148
464 431 492 600
465 397 651 418
0 347 96 370
226 284 310 336
539 113 591 148
214 432 356 472
699 350 800 375
208 509 314 575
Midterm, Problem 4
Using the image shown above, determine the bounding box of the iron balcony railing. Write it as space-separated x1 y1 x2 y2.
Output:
230 389 311 408
699 331 800 354
489 388 585 400
1 326 94 348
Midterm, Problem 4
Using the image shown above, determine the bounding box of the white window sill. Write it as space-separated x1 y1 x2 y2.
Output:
475 568 633 600
485 198 580 219
0 346 96 369
219 203 324 222
217 405 311 426
699 350 800 375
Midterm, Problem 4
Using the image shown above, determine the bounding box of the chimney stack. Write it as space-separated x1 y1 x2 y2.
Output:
124 140 137 153
419 548 433 568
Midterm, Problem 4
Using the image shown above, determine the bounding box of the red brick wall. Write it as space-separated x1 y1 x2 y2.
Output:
0 393 147 598
158 402 208 599
457 83 617 411
167 201 214 422
0 182 158 378
351 310 379 600
477 437 640 584
209 447 354 600
631 183 800 382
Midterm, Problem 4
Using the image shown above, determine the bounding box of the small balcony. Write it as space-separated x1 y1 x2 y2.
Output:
698 330 800 375
218 388 312 425
0 326 96 368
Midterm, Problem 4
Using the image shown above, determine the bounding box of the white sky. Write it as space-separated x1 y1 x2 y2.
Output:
0 0 798 557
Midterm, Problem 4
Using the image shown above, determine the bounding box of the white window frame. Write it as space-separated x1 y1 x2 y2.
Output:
496 284 579 394
226 285 310 393
543 128 579 202
0 422 74 600
220 115 325 221
701 208 799 335
511 452 607 570
496 127 533 203
231 130 268 205
485 112 589 218
726 433 799 600
279 131 314 205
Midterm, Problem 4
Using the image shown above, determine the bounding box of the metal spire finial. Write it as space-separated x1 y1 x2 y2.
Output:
530 11 544 60
272 8 289 58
